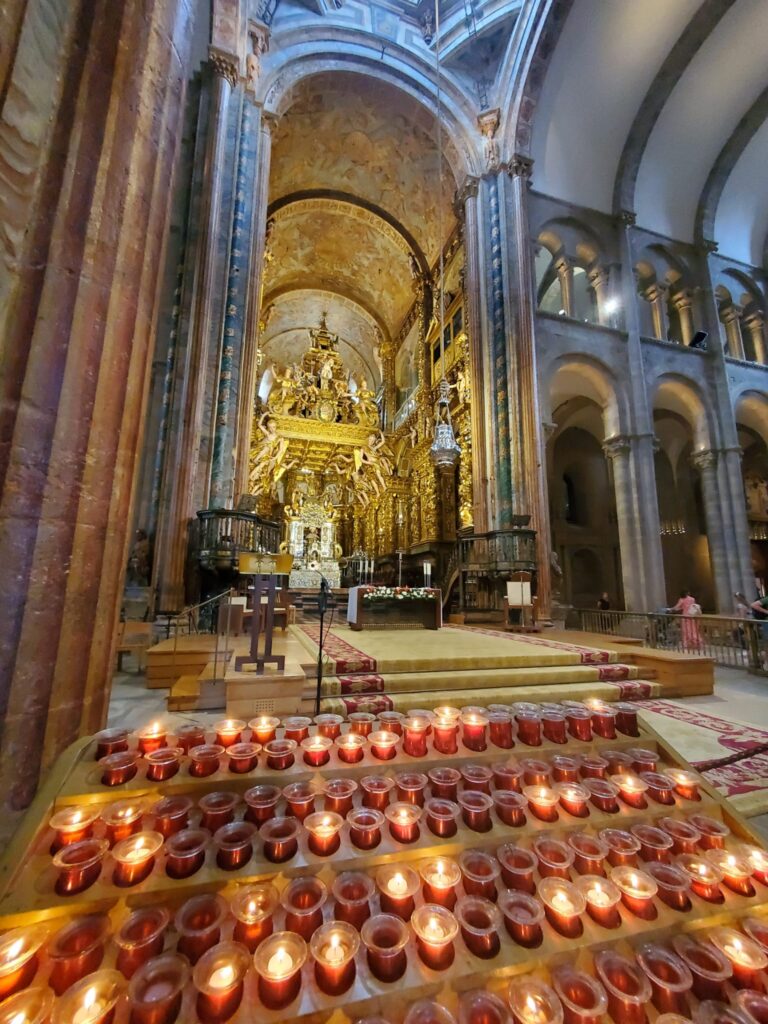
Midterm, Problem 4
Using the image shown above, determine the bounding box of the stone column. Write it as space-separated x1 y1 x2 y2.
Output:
691 449 734 611
721 306 745 360
554 256 574 318
587 266 611 326
743 311 767 365
672 289 695 347
645 283 669 341
0 0 195 809
153 47 238 612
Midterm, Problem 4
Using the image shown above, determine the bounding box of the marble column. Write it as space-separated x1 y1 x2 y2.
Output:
672 290 695 347
743 311 767 364
587 266 611 326
645 283 669 341
0 0 195 808
153 48 238 612
691 449 735 611
721 306 745 360
554 256 574 317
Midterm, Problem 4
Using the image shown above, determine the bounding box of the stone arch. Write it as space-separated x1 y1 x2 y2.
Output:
735 389 768 450
652 373 715 452
547 355 627 440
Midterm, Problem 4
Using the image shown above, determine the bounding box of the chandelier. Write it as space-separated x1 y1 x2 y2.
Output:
429 0 461 469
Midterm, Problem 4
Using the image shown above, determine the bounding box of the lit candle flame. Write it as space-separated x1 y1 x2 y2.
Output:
266 946 294 978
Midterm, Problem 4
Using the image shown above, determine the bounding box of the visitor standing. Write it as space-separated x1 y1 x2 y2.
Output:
668 590 702 649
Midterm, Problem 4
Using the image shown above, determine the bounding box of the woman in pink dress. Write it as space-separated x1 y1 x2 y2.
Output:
669 590 702 649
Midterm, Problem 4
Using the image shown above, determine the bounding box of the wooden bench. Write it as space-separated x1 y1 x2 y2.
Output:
116 621 153 672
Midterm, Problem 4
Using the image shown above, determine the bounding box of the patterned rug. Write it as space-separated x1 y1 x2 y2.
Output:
445 624 616 665
299 625 377 673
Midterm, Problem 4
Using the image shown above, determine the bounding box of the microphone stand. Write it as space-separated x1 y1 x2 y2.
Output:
315 574 330 716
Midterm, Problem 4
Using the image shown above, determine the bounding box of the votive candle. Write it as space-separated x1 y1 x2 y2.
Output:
538 878 585 938
631 823 673 862
667 767 702 801
552 964 607 1024
248 715 279 745
347 807 384 849
594 950 652 1024
112 831 163 887
497 889 544 947
689 813 730 849
49 806 100 851
369 729 400 760
640 770 676 804
542 710 568 745
488 712 514 749
360 774 395 809
515 712 542 747
532 836 574 880
508 978 564 1024
323 777 357 815
396 770 428 805
174 894 227 964
253 932 307 1010
332 871 375 930
99 751 138 787
128 954 188 1024
175 723 206 754
231 883 279 951
403 716 430 757
281 877 327 940
614 702 640 736
376 865 420 919
609 865 658 919
151 795 192 838
282 716 311 743
612 772 648 809
47 916 108 996
428 766 461 800
675 853 723 902
497 843 537 892
226 742 260 774
556 782 590 818
256 817 300 864
567 832 607 876
198 792 238 833
213 719 245 748
458 791 494 832
411 905 458 970
314 713 343 740
706 849 755 896
673 934 732 1000
54 970 124 1024
187 744 223 778
599 828 641 867
361 914 409 983
494 790 527 826
385 801 421 843
52 839 107 896
645 861 692 911
523 785 559 822
455 896 501 959
458 849 500 899
136 722 166 755
310 921 359 995
192 942 250 1024
304 812 344 857
144 747 183 783
576 875 622 928
243 785 280 827
94 728 129 760
336 733 366 763
282 781 315 821
636 943 693 1016
301 735 332 767
264 738 297 770
0 924 48 999
164 828 208 879
349 711 377 736
101 800 144 846
420 858 461 909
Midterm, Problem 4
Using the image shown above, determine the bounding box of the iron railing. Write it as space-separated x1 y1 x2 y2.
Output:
196 509 280 571
575 608 767 672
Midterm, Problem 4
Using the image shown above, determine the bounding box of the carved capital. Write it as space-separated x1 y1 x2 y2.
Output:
672 288 693 312
208 47 239 87
618 209 636 227
701 238 719 254
602 434 632 460
691 448 718 472
454 175 479 214
508 154 533 180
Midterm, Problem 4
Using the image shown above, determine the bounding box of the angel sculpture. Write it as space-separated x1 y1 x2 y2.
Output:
249 414 292 491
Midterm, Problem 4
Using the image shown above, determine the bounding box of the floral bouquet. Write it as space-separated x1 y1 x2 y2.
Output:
362 586 436 601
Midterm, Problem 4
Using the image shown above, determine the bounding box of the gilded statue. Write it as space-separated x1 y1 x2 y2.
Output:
249 413 294 491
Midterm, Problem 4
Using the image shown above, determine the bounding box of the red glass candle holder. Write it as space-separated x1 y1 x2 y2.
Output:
628 746 658 772
461 764 494 794
521 757 551 787
323 777 357 815
114 907 170 979
609 864 658 919
385 801 422 843
556 782 590 818
566 707 592 742
675 853 724 902
99 751 138 787
335 733 367 763
281 876 328 940
301 735 332 767
230 883 278 951
112 831 163 887
433 704 462 723
497 844 537 892
94 727 129 760
0 989 54 1024
253 931 307 1010
264 738 297 770
459 849 500 899
459 712 489 752
361 914 409 983
101 799 144 846
636 943 693 1016
369 729 401 760
741 844 768 884
567 832 607 876
214 821 256 871
508 978 564 1024
709 927 768 989
304 811 344 856
282 716 312 743
488 712 514 749
736 991 768 1024
52 839 107 896
428 766 462 800
667 767 702 801
745 916 768 954
248 715 279 745
49 806 100 852
532 836 574 880
455 896 501 959
538 878 585 938
614 702 640 736
494 789 527 827
175 723 206 754
599 827 640 866
48 915 109 996
332 871 375 929
420 858 461 909
552 965 607 1024
244 784 280 827
377 710 406 735
459 991 510 1024
226 742 261 774
165 828 208 879
659 816 702 854
376 864 420 919
492 761 523 791
672 934 732 1001
631 822 673 861
129 954 186 1024
645 861 692 911
577 755 608 781
422 798 459 838
689 813 730 849
175 894 228 964
402 717 430 757
0 924 48 1000
550 755 580 783
188 744 224 778
193 940 250 1023
143 747 183 783
395 771 428 805
458 791 494 832
349 711 377 736
199 792 238 833
282 781 315 821
576 874 622 928
360 774 395 809
213 718 245 749
54 969 125 1024
540 710 567 745
604 749 634 774
433 718 459 755
136 722 166 755
590 704 618 739
314 713 343 740
639 770 676 804
411 905 458 970
611 772 648 809
310 921 360 995
523 785 559 822
594 949 652 1024
151 795 192 839
515 712 542 747
497 889 544 947
347 807 384 849
706 849 755 895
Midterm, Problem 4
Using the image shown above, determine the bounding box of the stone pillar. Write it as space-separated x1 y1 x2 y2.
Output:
554 256 574 317
672 290 695 347
691 449 734 611
743 311 767 365
587 266 611 326
153 47 238 612
0 0 195 809
721 306 745 360
645 283 669 341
